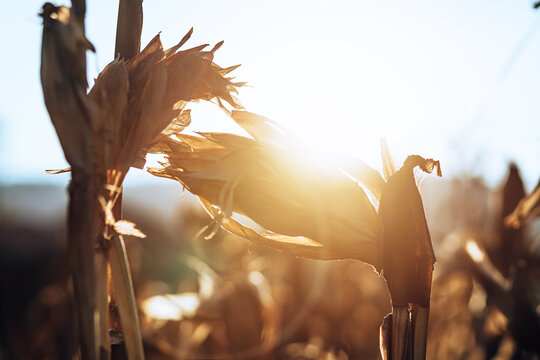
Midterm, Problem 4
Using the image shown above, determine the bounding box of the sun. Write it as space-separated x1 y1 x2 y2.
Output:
234 17 440 171
171 15 441 175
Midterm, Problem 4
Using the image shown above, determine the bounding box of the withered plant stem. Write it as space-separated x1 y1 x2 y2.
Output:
104 1 144 358
114 0 142 59
95 250 110 360
68 170 96 360
109 232 144 360
412 306 429 360
391 305 411 360
382 305 430 360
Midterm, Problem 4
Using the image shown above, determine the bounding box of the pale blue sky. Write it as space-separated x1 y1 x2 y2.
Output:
1 0 539 189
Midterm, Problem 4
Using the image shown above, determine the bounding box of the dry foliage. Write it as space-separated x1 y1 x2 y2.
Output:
504 178 540 229
89 28 243 186
147 110 442 359
40 1 243 358
149 111 383 265
148 111 441 273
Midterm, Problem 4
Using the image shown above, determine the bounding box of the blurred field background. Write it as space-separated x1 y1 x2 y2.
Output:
1 171 538 359
2 0 540 359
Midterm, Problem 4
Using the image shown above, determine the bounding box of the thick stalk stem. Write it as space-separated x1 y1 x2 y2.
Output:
95 250 111 360
71 0 87 27
115 0 143 59
68 171 96 360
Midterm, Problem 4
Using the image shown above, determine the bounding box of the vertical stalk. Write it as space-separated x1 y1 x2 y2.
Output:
95 249 111 360
71 0 87 27
70 1 95 356
391 305 411 360
115 0 143 59
40 0 96 356
412 306 429 360
380 313 392 360
68 170 96 360
109 1 144 358
109 233 145 360
378 155 439 360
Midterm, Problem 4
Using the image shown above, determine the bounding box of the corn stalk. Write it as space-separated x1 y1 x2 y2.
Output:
42 0 243 357
40 2 97 358
103 1 144 359
378 153 439 360
41 1 145 358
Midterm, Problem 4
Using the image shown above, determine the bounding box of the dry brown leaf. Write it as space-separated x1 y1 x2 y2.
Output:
505 178 540 228
379 155 441 307
114 220 146 238
45 167 72 174
88 59 129 171
231 111 297 148
380 139 397 182
161 110 192 136
40 4 97 358
149 129 383 268
82 29 243 176
40 3 96 172
199 199 361 261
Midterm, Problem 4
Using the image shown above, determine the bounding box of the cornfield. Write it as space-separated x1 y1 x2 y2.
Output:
0 1 539 360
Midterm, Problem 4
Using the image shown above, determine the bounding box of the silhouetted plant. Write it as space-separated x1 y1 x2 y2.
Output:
148 111 441 359
40 0 241 358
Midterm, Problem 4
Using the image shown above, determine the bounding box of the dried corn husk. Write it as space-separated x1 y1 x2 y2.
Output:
42 5 244 357
378 155 440 307
149 111 442 278
147 109 442 359
149 111 385 267
378 152 441 360
52 27 243 183
88 30 243 182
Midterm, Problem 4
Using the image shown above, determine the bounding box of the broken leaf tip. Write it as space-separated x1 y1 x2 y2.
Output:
114 220 146 239
404 155 442 177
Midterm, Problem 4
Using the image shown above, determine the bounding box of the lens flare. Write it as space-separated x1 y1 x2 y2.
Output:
465 239 485 263
142 293 200 321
